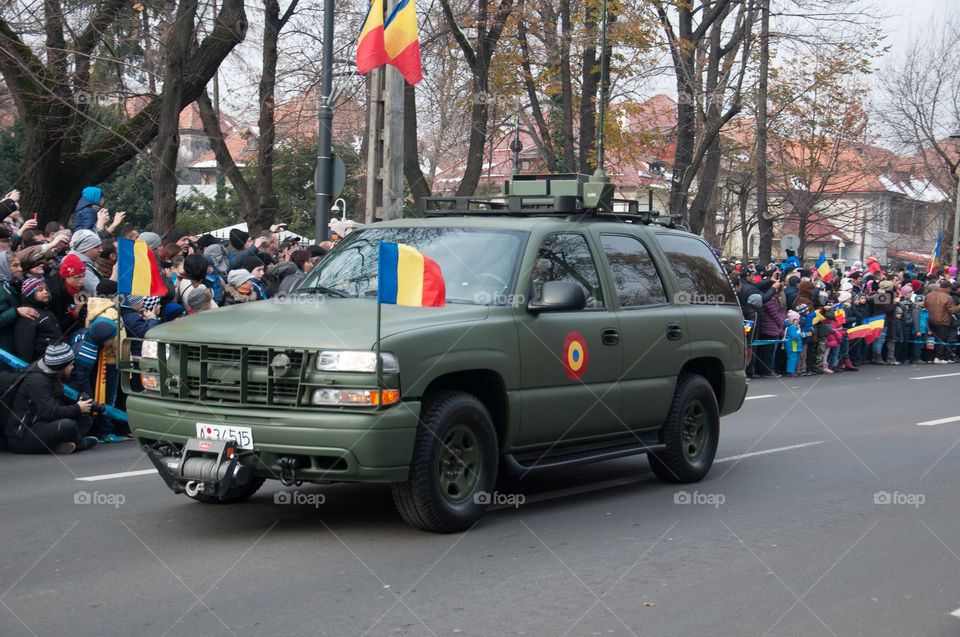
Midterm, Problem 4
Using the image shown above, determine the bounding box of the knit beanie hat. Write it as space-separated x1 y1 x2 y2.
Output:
89 316 118 345
96 279 118 296
227 269 253 288
902 285 913 296
43 342 75 370
838 291 852 303
20 277 44 298
162 302 187 321
81 186 103 205
59 253 86 277
229 229 250 251
70 229 101 254
138 232 162 250
121 294 144 308
167 227 188 244
242 255 263 272
196 234 218 250
787 310 799 323
185 285 210 311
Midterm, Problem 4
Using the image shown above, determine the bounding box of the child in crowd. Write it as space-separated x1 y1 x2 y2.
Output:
12 277 62 363
785 310 804 376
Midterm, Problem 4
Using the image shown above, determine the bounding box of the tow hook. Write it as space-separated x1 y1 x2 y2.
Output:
146 439 259 498
278 456 303 487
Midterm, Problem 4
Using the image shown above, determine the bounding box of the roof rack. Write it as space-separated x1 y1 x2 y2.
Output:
419 172 683 227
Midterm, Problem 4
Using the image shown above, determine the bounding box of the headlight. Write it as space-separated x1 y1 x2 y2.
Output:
141 340 158 359
310 388 400 407
315 350 399 373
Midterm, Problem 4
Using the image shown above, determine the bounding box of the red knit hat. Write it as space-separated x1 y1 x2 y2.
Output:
59 253 86 277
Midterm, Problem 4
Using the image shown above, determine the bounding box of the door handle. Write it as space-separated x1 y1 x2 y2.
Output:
666 324 683 340
601 327 620 346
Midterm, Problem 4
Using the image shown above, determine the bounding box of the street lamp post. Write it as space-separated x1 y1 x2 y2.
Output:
949 128 960 270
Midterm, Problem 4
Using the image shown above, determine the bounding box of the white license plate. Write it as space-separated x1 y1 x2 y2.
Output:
196 423 254 449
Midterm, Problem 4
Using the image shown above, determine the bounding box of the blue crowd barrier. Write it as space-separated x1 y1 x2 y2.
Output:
0 347 128 423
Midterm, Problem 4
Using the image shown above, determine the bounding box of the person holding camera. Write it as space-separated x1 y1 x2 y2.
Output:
5 342 97 454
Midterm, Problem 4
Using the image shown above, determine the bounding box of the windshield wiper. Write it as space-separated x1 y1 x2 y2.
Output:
296 285 351 298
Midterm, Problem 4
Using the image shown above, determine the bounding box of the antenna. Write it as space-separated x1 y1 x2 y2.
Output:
510 116 523 175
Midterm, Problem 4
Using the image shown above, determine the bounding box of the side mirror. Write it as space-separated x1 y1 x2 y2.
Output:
527 280 587 314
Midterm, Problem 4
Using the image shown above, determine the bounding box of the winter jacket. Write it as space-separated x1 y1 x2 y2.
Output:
45 272 87 337
222 284 255 306
5 362 82 437
267 261 298 298
924 287 958 326
86 297 122 365
120 308 159 339
784 284 799 310
73 196 100 233
794 280 815 311
737 278 775 321
0 281 22 357
12 305 62 364
228 245 259 271
759 294 786 338
785 324 803 353
278 269 306 296
825 318 842 348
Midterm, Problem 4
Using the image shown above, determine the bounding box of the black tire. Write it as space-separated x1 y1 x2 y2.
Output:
648 374 719 483
188 476 266 504
391 391 499 533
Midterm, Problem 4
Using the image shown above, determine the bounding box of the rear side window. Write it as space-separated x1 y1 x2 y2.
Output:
656 234 736 305
600 234 668 308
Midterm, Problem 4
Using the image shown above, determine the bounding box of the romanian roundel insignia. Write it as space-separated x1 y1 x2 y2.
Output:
563 332 589 380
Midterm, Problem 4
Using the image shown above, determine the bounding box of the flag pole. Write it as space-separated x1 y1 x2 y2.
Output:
375 241 383 404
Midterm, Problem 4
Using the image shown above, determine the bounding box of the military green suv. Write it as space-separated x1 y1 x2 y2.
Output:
121 175 747 533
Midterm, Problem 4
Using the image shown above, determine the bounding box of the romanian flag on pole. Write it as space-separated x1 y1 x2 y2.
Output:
927 229 942 275
815 251 833 282
356 0 389 74
847 314 885 344
384 0 422 85
377 241 445 307
117 237 167 296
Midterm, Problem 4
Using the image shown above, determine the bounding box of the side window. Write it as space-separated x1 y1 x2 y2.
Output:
656 234 737 305
600 234 668 308
530 232 605 308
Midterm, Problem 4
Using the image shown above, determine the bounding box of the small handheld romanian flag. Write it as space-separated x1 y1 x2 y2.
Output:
356 0 389 74
377 241 445 307
815 252 833 282
847 314 884 344
117 237 166 296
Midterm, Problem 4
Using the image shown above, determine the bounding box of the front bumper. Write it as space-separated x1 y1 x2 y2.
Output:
127 395 421 483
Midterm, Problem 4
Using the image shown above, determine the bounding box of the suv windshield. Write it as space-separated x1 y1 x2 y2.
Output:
298 227 528 304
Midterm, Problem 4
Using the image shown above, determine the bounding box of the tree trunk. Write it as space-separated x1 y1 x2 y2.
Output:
403 81 431 205
0 0 247 224
578 0 599 174
197 91 257 216
152 0 199 236
755 0 773 264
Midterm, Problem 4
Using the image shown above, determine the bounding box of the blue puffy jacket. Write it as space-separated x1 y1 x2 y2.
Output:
74 197 99 232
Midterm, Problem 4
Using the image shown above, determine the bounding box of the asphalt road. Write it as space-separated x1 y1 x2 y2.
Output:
1 364 959 637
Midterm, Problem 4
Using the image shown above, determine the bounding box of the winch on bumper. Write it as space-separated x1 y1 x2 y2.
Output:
147 438 260 498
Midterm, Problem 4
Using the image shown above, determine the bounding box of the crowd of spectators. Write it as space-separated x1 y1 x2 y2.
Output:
0 187 345 455
727 250 960 379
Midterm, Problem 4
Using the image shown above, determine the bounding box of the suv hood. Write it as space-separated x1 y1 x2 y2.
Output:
145 298 489 349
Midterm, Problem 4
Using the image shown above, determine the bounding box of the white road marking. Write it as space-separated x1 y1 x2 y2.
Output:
745 394 777 400
492 441 826 509
916 415 960 427
909 372 960 380
76 469 158 482
714 440 826 464
951 608 960 619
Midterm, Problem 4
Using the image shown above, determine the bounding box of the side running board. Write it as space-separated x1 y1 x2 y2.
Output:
503 439 666 473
